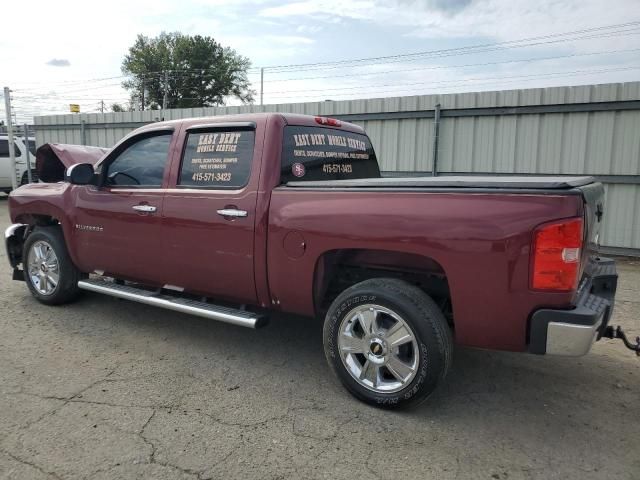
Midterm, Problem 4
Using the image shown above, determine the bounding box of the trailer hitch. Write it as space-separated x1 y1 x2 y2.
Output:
602 326 640 356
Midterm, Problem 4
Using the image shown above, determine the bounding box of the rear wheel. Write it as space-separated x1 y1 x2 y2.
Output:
323 278 453 409
23 227 82 305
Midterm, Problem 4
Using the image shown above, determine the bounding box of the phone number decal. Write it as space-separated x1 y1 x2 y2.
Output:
322 163 353 174
191 172 232 183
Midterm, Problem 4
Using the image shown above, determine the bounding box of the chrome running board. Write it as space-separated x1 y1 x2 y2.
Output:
78 277 267 329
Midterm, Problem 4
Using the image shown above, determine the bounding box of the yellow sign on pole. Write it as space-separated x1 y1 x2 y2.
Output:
69 104 80 113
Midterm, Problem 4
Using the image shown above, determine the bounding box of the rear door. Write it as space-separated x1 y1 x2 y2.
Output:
160 122 261 304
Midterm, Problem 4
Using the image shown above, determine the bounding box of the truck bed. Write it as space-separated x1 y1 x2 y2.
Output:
286 175 595 190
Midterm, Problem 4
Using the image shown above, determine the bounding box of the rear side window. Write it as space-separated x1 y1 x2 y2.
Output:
280 126 380 183
179 129 255 188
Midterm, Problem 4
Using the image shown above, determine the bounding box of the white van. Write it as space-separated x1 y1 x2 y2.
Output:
0 135 37 192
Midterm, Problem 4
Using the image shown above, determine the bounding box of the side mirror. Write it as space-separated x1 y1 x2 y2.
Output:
65 163 95 185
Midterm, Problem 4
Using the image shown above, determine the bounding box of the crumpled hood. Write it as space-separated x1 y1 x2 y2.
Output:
36 143 109 182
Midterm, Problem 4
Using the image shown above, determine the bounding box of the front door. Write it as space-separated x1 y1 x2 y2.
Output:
161 124 259 304
72 131 174 285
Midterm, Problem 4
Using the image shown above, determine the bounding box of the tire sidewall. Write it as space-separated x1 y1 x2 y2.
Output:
323 281 448 408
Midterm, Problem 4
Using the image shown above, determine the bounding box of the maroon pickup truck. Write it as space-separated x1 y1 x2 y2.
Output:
5 113 631 408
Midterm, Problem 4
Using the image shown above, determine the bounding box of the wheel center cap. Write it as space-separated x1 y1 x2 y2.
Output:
369 339 386 357
40 264 47 273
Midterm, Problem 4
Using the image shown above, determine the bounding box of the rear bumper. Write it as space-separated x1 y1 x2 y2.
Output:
529 257 617 356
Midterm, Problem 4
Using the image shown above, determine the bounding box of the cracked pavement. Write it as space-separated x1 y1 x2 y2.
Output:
0 196 638 480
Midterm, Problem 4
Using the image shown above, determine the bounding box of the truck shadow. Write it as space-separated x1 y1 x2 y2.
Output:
51 291 638 424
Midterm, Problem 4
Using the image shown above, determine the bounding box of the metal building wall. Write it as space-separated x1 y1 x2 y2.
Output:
33 81 640 252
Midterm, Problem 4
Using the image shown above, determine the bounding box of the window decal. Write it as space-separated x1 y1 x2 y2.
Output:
180 130 255 188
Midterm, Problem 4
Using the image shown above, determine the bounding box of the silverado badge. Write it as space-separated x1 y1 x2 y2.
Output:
75 224 103 232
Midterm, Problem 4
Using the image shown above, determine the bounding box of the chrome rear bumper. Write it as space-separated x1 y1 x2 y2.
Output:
529 257 617 356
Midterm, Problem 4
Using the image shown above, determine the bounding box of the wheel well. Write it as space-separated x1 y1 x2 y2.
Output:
313 249 453 326
7 216 61 267
15 214 60 226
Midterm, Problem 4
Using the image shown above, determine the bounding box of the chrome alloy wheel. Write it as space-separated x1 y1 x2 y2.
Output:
338 304 420 393
27 240 60 296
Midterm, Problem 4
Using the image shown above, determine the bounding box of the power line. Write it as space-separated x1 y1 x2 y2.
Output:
261 47 640 83
263 65 640 96
267 29 640 74
11 20 640 92
13 69 258 92
19 39 638 101
7 20 640 116
264 66 640 101
261 21 640 72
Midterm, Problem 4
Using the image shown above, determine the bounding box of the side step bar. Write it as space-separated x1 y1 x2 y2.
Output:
78 278 267 329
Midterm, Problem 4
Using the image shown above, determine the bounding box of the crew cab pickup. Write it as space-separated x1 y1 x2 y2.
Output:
5 113 626 408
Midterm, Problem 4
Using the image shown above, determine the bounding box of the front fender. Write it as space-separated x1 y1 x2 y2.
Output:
8 183 82 270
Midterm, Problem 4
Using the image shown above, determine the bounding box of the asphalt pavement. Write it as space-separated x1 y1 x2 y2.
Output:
0 195 638 480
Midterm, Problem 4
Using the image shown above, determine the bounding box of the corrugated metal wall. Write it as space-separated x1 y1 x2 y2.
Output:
33 81 640 252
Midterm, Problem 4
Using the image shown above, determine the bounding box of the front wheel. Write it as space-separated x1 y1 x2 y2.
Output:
23 226 82 305
323 278 453 409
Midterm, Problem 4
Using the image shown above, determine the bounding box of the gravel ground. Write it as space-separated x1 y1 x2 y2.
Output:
0 195 638 480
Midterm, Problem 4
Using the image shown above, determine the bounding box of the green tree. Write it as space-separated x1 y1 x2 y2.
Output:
110 103 128 112
122 32 255 109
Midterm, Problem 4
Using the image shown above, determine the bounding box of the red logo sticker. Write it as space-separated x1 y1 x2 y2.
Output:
292 162 306 178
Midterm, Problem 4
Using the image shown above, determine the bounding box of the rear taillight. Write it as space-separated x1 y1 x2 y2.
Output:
315 116 341 127
531 218 584 291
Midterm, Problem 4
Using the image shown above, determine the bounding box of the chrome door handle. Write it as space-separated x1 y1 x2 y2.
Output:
217 208 248 218
132 205 157 213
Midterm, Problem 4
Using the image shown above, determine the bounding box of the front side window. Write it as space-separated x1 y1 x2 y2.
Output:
179 129 255 188
105 134 172 187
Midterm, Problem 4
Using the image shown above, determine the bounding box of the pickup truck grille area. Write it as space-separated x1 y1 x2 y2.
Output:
78 277 267 328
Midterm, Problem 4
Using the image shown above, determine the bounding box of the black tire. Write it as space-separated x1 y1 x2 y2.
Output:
323 278 453 409
23 226 82 305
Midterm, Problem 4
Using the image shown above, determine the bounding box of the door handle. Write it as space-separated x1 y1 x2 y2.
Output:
216 208 248 218
132 205 157 213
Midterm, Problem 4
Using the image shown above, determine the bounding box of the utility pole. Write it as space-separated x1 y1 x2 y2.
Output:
100 100 105 113
260 67 264 106
431 104 441 177
141 75 145 111
3 86 18 190
23 123 32 184
162 71 169 110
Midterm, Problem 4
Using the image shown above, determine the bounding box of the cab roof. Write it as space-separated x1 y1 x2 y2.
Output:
135 112 365 135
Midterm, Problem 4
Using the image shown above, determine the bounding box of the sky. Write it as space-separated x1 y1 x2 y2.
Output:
1 0 639 123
